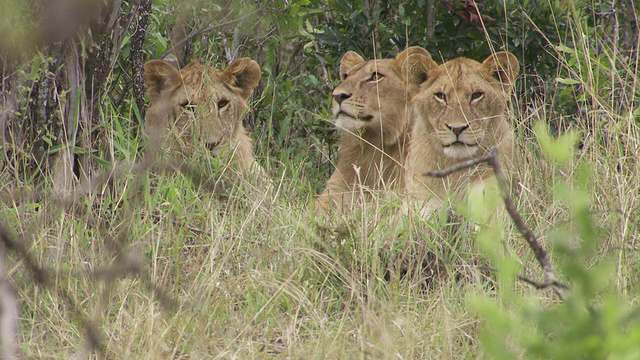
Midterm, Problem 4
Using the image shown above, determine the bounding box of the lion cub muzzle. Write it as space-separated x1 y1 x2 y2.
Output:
333 91 351 105
206 140 220 151
332 89 372 121
331 85 374 132
446 123 469 137
440 120 483 159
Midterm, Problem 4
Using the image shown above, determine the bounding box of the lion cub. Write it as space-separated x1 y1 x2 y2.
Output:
143 57 266 177
315 47 433 213
403 51 519 216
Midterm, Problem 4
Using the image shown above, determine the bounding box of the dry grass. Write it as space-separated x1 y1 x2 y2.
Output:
5 109 637 357
1 6 639 359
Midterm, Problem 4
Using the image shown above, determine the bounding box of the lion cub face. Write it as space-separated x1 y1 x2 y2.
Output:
411 52 519 159
331 50 424 145
144 58 261 156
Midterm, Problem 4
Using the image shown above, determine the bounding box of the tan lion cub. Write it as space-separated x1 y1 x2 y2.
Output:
315 46 433 213
403 51 520 216
144 57 266 177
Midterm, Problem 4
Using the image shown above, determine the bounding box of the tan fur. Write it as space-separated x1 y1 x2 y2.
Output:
143 58 265 176
315 47 432 213
404 51 519 215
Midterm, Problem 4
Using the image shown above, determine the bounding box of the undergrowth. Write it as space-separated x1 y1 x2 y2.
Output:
0 1 639 358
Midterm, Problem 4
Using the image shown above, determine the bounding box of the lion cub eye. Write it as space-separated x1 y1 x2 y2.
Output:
368 72 384 82
434 92 446 102
217 99 229 109
470 91 484 101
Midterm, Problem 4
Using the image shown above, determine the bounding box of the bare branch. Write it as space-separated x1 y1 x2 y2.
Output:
159 7 265 60
425 147 568 299
0 220 106 355
518 275 570 291
0 78 243 355
424 153 494 178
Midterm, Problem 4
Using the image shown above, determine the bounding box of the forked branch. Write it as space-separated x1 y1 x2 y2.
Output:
425 147 568 299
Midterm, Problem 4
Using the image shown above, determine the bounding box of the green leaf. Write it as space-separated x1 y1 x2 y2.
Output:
554 44 576 54
555 77 581 85
534 122 580 165
92 155 113 168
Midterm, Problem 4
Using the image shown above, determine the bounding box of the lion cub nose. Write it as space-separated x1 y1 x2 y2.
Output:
206 141 220 151
332 91 352 104
446 124 469 137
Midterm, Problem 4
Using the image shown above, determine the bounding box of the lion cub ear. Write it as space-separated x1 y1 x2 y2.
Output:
339 51 365 80
481 51 519 91
144 60 182 101
221 58 262 100
393 46 437 86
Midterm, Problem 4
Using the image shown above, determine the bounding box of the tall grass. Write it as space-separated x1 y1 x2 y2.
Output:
1 3 639 359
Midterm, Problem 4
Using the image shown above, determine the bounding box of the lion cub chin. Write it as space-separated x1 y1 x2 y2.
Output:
402 51 520 217
314 46 434 215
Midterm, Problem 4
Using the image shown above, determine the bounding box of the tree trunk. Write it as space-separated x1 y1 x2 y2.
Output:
2 0 154 189
426 0 436 39
131 0 153 124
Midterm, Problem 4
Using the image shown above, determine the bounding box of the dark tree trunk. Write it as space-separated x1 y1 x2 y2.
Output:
51 3 110 188
617 0 638 56
131 0 153 122
426 0 436 39
2 0 154 189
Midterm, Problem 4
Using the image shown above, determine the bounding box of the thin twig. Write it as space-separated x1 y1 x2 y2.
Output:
159 7 265 60
312 41 332 87
517 275 568 291
424 153 494 178
0 221 106 355
425 147 568 299
0 134 170 357
0 81 252 355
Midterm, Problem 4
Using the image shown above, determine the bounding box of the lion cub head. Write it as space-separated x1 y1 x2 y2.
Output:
316 47 432 213
332 48 429 145
404 51 519 213
411 51 519 159
143 58 261 166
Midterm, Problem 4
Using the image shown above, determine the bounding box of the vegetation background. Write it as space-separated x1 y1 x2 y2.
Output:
0 0 638 358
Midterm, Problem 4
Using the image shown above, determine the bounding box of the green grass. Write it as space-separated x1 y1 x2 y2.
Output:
2 10 640 360
6 107 637 358
1 146 493 358
3 99 639 357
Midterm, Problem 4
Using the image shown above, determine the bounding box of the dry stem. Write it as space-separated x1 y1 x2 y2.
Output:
425 147 568 299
